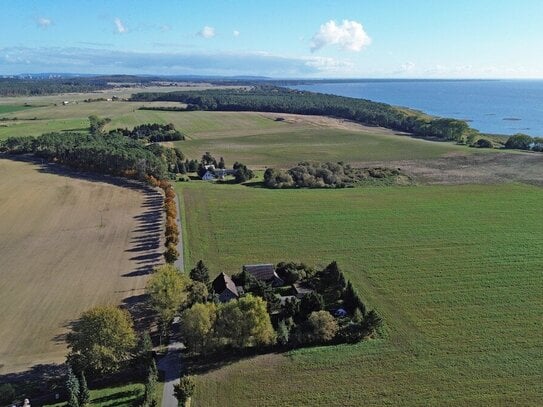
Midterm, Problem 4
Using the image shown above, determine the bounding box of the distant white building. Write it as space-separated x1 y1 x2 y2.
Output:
202 170 216 181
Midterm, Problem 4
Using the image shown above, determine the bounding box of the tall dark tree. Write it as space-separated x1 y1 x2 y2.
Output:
342 281 366 316
66 366 80 407
190 260 210 283
361 310 383 336
297 292 324 321
78 371 90 407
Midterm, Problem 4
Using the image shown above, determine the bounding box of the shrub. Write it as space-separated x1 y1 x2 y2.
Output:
174 376 195 405
473 138 493 148
293 311 339 345
505 133 533 150
164 243 179 264
0 384 15 404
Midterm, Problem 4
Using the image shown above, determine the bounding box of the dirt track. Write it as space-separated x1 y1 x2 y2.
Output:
0 158 164 374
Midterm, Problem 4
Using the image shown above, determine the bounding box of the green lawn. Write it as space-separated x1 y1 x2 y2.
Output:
177 181 543 406
45 382 144 407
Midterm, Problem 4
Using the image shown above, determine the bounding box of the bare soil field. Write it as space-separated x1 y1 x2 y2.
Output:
0 158 163 374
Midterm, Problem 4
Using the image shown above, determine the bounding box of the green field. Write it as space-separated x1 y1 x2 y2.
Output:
0 104 35 114
45 382 145 407
177 181 543 406
0 100 472 164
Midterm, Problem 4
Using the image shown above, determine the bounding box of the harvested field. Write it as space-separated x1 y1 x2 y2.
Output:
0 158 163 374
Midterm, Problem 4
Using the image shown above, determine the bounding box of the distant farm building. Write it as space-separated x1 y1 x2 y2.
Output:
202 171 216 181
243 264 284 287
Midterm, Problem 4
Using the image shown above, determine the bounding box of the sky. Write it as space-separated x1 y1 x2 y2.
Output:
1 0 543 78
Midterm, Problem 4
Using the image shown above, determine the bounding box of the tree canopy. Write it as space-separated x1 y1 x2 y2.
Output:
66 306 137 375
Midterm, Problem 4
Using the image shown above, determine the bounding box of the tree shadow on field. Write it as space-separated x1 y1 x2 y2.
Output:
121 293 153 332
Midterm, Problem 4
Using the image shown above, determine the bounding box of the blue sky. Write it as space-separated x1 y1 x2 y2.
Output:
1 0 543 78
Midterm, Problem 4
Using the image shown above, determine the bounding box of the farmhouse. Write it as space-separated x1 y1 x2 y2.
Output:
201 167 236 181
243 263 284 287
211 272 240 302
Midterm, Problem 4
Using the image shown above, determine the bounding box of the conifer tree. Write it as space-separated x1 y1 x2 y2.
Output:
66 366 80 407
78 371 90 407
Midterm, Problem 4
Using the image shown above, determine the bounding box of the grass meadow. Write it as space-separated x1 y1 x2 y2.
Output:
0 100 471 165
177 181 543 406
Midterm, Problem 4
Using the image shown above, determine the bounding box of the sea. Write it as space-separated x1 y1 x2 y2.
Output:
290 80 543 137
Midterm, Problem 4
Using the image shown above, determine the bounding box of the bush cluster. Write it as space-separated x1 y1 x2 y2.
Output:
505 133 543 151
110 123 185 142
264 161 403 188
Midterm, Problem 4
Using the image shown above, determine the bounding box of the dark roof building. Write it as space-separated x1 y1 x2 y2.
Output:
211 272 239 302
243 263 284 287
292 283 314 299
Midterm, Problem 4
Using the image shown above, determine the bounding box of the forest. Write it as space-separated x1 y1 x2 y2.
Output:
130 86 472 141
0 132 176 180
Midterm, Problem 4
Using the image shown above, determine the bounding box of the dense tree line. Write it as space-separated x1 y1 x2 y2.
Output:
0 78 110 96
0 132 170 180
264 161 405 188
131 86 471 141
0 75 165 96
110 123 185 142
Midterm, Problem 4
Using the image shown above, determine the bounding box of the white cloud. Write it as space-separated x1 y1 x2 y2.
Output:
401 61 415 71
114 17 127 33
160 24 172 32
37 17 52 28
310 20 371 52
198 26 215 39
233 30 240 37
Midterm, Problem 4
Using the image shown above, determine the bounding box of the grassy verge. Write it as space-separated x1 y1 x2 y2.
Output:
45 382 144 407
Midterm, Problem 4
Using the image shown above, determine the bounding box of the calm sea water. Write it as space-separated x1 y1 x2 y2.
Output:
291 80 543 136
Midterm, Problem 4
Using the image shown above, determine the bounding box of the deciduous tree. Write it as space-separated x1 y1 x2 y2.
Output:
67 306 136 375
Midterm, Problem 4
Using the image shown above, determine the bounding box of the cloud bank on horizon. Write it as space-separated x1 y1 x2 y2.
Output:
1 0 543 78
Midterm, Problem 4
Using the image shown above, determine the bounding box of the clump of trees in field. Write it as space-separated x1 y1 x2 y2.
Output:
505 133 543 152
110 123 185 142
130 86 472 142
178 260 382 356
264 161 406 188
